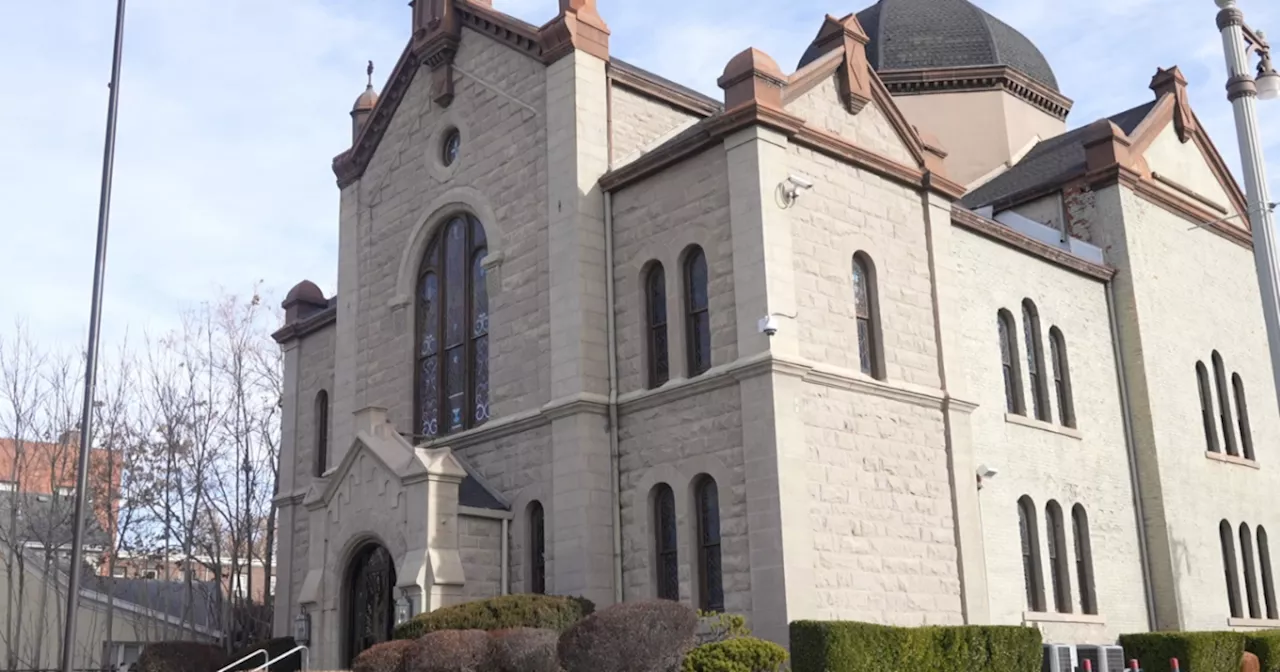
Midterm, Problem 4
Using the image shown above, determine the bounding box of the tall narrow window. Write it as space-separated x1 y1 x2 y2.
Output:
684 247 712 377
998 310 1026 415
314 390 329 477
653 484 678 600
1242 523 1263 618
1018 496 1046 612
852 252 883 379
1022 300 1050 422
1222 519 1243 618
1233 374 1255 461
1049 328 1076 428
694 476 723 612
1213 352 1239 456
1046 501 1071 613
529 501 546 594
1072 504 1098 615
415 215 489 439
1197 362 1220 453
1258 527 1277 619
645 263 670 388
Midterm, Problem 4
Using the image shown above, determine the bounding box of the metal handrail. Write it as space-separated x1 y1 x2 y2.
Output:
215 650 268 672
256 645 308 672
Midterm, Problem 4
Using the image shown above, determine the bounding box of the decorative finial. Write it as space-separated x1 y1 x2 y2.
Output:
367 60 374 87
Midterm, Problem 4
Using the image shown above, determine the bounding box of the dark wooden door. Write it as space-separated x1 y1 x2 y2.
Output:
347 544 396 665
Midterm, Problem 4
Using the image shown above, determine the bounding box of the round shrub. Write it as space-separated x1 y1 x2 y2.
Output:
558 599 699 672
136 642 228 672
406 629 492 672
683 637 789 672
353 640 416 672
394 593 594 639
489 627 560 672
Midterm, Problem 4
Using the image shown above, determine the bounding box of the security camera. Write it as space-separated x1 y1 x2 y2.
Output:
780 174 816 207
758 315 779 337
786 174 814 191
976 464 999 480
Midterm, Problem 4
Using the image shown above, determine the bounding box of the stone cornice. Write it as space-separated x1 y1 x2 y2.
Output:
877 65 1074 121
950 207 1115 282
271 304 337 345
607 62 722 118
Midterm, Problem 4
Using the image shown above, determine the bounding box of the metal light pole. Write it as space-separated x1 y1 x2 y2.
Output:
1215 0 1280 416
61 1 128 670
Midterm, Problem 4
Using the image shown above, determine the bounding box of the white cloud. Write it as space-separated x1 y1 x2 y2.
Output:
2 0 1278 356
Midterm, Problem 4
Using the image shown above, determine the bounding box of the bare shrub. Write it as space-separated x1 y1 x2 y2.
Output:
353 639 416 672
558 600 699 672
490 627 560 672
407 629 492 672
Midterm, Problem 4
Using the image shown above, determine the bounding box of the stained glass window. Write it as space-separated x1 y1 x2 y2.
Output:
654 484 678 600
1213 352 1239 456
852 254 881 378
998 311 1024 415
1018 496 1044 612
684 248 711 377
1022 301 1049 422
530 501 546 594
314 391 329 477
1049 328 1075 428
442 129 461 167
1072 505 1098 615
646 264 669 388
415 214 490 439
695 476 723 613
1045 501 1070 614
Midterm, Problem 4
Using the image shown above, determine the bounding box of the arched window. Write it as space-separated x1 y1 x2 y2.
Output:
684 247 712 377
1022 300 1050 422
645 263 670 389
1045 501 1071 613
694 476 723 612
1259 527 1277 619
1197 362 1220 453
998 310 1025 415
1222 519 1243 618
314 390 330 477
415 215 489 439
652 484 678 600
1072 504 1098 615
1242 523 1263 618
1233 373 1255 461
529 501 546 594
1018 496 1045 612
1049 328 1076 428
852 252 884 379
1213 352 1238 456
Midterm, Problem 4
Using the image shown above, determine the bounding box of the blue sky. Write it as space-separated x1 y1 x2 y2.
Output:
2 0 1278 356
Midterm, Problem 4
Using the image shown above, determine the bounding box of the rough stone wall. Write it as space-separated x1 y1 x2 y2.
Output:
784 145 941 389
1102 186 1280 631
951 226 1150 641
460 515 504 600
784 74 915 166
348 30 551 436
612 147 736 395
609 84 697 166
617 384 750 612
295 325 337 486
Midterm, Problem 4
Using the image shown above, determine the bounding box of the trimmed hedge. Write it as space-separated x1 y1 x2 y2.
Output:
789 621 1041 672
393 593 594 640
135 642 227 672
682 636 789 672
1120 632 1245 672
1247 631 1280 672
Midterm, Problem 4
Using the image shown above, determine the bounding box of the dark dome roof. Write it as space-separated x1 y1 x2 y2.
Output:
799 0 1060 92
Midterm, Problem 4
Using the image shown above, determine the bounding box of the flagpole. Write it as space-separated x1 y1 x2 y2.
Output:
61 0 128 670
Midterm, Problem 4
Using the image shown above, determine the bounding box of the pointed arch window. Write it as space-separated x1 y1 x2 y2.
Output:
314 390 330 477
652 484 678 600
645 263 670 388
694 475 723 612
1222 519 1243 618
1233 373 1255 461
1197 362 1220 453
684 247 712 377
1022 300 1050 422
1259 527 1278 619
1046 501 1071 613
1242 523 1263 618
998 310 1026 415
1213 352 1238 456
415 215 489 439
529 501 546 594
852 252 884 379
1072 504 1098 615
1049 327 1075 428
1018 496 1045 612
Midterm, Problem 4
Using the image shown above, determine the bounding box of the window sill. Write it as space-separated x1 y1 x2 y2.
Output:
1228 617 1280 629
1206 452 1260 469
1022 611 1106 625
1005 413 1083 440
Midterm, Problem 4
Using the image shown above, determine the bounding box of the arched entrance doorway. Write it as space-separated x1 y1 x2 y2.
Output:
344 543 397 666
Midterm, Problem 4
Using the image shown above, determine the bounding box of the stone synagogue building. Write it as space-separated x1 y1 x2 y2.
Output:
270 0 1280 665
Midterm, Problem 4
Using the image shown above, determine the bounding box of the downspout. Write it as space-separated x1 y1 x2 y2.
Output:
1107 280 1156 630
500 518 510 595
605 189 624 604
